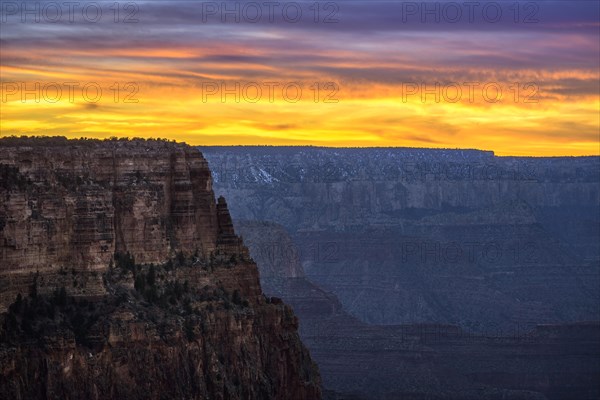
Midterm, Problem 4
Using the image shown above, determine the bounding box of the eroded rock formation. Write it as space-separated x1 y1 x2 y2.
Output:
0 137 321 400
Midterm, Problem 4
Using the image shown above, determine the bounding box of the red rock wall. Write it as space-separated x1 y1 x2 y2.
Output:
0 139 224 308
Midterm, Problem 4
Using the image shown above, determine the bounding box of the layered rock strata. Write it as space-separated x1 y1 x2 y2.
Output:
0 137 321 400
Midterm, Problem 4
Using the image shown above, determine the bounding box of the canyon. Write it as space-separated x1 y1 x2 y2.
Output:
202 146 600 399
1 139 598 400
201 147 600 330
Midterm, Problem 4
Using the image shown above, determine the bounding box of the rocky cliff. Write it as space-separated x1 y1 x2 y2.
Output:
0 137 321 400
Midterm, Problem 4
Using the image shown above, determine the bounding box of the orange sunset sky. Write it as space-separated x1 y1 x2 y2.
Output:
1 0 599 156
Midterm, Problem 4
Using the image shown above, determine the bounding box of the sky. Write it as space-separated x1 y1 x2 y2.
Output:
0 0 599 155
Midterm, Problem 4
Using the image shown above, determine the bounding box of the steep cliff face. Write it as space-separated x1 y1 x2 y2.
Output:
0 137 321 400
